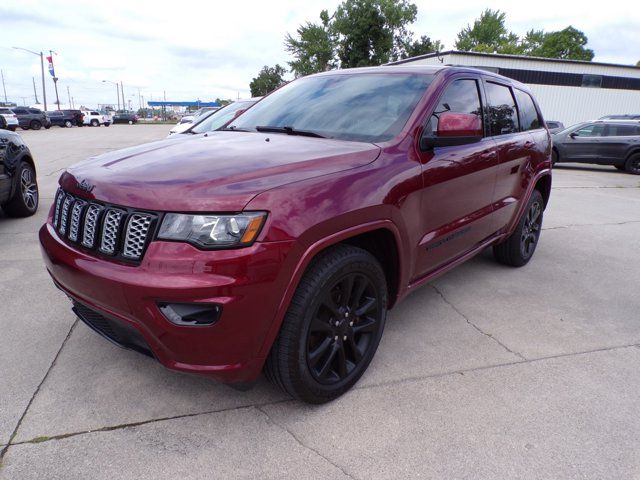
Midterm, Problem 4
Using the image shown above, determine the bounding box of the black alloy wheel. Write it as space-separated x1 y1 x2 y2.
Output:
493 189 544 267
520 199 542 260
625 154 640 175
307 272 381 385
265 244 387 403
30 120 42 130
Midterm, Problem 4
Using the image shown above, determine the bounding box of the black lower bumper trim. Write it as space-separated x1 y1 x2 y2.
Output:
72 301 154 358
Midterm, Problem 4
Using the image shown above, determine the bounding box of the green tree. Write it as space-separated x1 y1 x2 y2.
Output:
455 9 520 54
530 26 594 60
637 60 640 67
332 0 418 67
400 35 444 59
249 65 286 97
285 10 337 77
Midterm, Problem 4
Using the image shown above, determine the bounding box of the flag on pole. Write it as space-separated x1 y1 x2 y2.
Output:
46 56 55 77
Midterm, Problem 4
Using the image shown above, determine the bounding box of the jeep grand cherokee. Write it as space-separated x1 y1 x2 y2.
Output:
40 66 552 403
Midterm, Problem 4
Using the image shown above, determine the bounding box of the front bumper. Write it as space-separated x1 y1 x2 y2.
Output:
39 223 295 383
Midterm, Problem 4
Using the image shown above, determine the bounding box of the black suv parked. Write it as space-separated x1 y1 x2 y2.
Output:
552 121 640 174
11 107 51 131
113 111 138 124
47 110 85 128
0 129 39 216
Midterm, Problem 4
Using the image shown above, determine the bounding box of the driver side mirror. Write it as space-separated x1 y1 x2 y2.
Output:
569 132 579 138
420 112 483 150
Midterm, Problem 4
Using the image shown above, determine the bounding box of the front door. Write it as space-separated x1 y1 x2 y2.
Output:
562 123 605 162
413 76 499 279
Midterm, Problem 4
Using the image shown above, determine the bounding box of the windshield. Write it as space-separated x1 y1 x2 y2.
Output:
229 72 433 142
190 101 256 134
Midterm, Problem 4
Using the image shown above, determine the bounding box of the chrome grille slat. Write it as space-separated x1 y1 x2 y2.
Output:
68 200 87 242
53 189 65 228
52 189 154 262
59 196 73 236
123 214 152 259
82 204 102 248
99 209 125 255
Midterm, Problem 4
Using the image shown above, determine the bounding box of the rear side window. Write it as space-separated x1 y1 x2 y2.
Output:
485 82 519 136
514 90 541 131
426 78 483 135
13 108 26 114
605 124 639 136
28 109 41 114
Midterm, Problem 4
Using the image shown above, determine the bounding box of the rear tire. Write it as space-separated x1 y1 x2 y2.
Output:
624 154 640 175
265 244 387 403
91 119 99 127
3 162 38 217
493 190 544 267
30 120 42 130
552 149 558 167
64 120 73 128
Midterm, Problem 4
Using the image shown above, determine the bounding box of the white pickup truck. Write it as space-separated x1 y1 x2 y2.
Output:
82 110 112 127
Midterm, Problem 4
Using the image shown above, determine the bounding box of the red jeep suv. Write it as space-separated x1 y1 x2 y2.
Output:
40 66 551 403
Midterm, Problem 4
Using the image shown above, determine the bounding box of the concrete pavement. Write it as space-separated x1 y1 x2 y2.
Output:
1 125 639 479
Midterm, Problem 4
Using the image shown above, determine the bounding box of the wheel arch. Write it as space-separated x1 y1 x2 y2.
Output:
534 173 552 209
257 220 404 359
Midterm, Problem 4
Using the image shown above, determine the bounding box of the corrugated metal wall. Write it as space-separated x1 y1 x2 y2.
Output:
407 54 640 126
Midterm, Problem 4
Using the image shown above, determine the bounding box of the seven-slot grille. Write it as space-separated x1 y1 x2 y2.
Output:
52 188 155 262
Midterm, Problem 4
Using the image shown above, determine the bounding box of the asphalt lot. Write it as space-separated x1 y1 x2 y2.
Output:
1 125 639 479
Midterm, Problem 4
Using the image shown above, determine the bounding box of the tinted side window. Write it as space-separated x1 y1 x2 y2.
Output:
605 124 638 136
514 90 541 131
485 82 519 136
13 109 26 114
28 109 41 114
427 79 483 135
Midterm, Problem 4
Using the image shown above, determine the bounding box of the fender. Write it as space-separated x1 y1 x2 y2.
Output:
501 167 552 241
255 219 403 359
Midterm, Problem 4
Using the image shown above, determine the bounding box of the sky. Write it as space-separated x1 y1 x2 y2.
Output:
1 0 638 109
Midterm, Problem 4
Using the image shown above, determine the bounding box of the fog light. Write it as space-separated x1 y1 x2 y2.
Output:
158 303 222 326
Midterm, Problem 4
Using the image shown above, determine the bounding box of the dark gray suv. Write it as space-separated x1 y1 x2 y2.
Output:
552 121 640 174
11 107 52 131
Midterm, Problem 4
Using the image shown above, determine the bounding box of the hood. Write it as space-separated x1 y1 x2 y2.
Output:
61 131 381 211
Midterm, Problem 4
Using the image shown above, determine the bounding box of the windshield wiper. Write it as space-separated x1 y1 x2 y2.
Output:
255 125 325 138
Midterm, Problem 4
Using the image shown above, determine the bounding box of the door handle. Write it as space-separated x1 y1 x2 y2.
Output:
524 141 535 149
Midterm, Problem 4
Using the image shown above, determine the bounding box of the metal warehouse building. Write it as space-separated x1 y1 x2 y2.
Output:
391 50 640 127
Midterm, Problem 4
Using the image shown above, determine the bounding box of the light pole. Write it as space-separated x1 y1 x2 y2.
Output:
120 81 125 112
12 47 47 110
49 50 60 110
102 80 120 111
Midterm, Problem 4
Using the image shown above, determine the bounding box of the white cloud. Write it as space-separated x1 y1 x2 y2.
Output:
1 0 638 108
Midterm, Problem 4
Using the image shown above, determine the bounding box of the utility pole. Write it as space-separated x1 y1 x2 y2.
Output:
66 85 71 108
102 80 120 110
49 50 60 110
120 81 125 111
1 70 7 103
72 97 75 109
12 47 47 110
32 77 39 104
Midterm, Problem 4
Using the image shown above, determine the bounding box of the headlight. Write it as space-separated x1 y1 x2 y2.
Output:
158 212 267 248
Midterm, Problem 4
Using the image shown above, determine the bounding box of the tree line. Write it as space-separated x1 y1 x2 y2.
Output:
250 3 597 97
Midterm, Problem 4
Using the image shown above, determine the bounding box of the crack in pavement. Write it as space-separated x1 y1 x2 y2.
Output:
4 341 639 456
0 319 79 465
354 342 640 392
255 406 358 480
431 284 527 360
543 220 640 231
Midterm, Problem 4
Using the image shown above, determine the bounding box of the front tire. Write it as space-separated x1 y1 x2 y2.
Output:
64 120 73 128
624 154 640 175
265 244 387 403
91 119 99 127
30 120 42 130
3 162 39 217
493 190 544 267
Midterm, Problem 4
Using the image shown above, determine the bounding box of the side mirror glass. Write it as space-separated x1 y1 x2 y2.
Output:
420 112 483 150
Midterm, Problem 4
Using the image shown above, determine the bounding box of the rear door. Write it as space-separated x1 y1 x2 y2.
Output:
484 80 531 230
414 75 499 277
599 123 639 163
